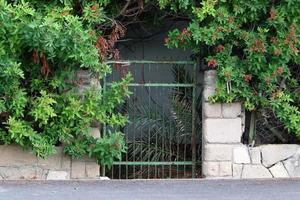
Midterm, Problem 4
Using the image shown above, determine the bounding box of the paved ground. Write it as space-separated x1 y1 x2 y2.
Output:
0 179 300 200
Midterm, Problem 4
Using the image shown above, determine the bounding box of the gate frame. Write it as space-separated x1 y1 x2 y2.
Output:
103 60 198 178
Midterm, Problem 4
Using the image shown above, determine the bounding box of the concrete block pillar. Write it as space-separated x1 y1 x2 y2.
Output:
202 70 244 178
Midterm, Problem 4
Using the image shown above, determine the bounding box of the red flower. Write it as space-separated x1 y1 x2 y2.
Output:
181 28 190 36
277 66 283 74
91 5 97 11
243 74 251 82
215 44 225 52
208 59 217 68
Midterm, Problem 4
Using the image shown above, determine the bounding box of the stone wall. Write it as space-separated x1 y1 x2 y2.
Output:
0 129 101 180
202 70 300 179
231 144 300 178
0 72 104 180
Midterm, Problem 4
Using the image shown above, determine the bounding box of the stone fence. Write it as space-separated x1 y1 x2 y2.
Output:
202 70 300 179
0 128 101 180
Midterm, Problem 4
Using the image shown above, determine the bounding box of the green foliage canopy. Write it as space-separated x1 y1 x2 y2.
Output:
0 0 131 167
162 0 300 137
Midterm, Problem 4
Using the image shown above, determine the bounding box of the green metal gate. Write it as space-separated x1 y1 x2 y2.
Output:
103 60 200 179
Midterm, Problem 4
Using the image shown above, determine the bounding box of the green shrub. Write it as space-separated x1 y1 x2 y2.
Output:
0 0 131 167
162 0 300 138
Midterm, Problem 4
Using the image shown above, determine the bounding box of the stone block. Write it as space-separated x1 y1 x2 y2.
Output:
90 127 101 139
202 161 219 177
283 149 300 178
203 86 216 101
204 70 217 86
203 118 242 143
222 103 242 118
37 147 63 170
37 169 49 180
86 162 100 178
71 160 86 179
203 102 222 118
261 145 298 167
47 170 70 180
249 147 261 164
0 166 38 180
269 162 289 178
233 146 250 164
242 165 272 179
0 145 38 166
61 154 71 170
100 176 110 180
203 144 238 161
219 162 232 177
232 164 243 178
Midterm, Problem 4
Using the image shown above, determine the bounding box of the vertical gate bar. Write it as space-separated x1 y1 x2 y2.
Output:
140 63 143 178
147 63 151 179
125 95 129 179
133 78 137 179
101 70 107 177
169 86 172 178
191 62 197 178
161 86 165 179
183 65 187 178
154 64 158 179
176 64 179 179
118 164 121 179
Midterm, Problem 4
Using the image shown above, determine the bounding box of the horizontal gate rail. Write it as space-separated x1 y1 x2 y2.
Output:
106 83 194 87
113 161 193 166
105 60 195 65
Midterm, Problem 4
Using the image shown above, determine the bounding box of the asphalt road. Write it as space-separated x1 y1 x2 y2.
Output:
0 179 300 200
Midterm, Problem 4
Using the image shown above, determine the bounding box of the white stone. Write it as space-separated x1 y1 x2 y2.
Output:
249 147 261 164
203 86 216 101
47 170 70 180
90 127 101 138
204 70 217 87
233 146 251 164
86 162 100 178
203 118 242 143
219 162 232 177
261 145 298 167
222 103 242 118
242 165 272 179
202 162 219 177
37 147 63 170
232 164 243 178
71 160 86 179
203 144 238 161
100 176 110 180
269 162 289 178
283 148 300 178
0 145 38 166
0 166 38 180
203 102 222 118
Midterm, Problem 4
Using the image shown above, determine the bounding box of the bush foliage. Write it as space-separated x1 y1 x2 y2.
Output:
162 0 300 138
0 0 131 167
1 0 300 165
